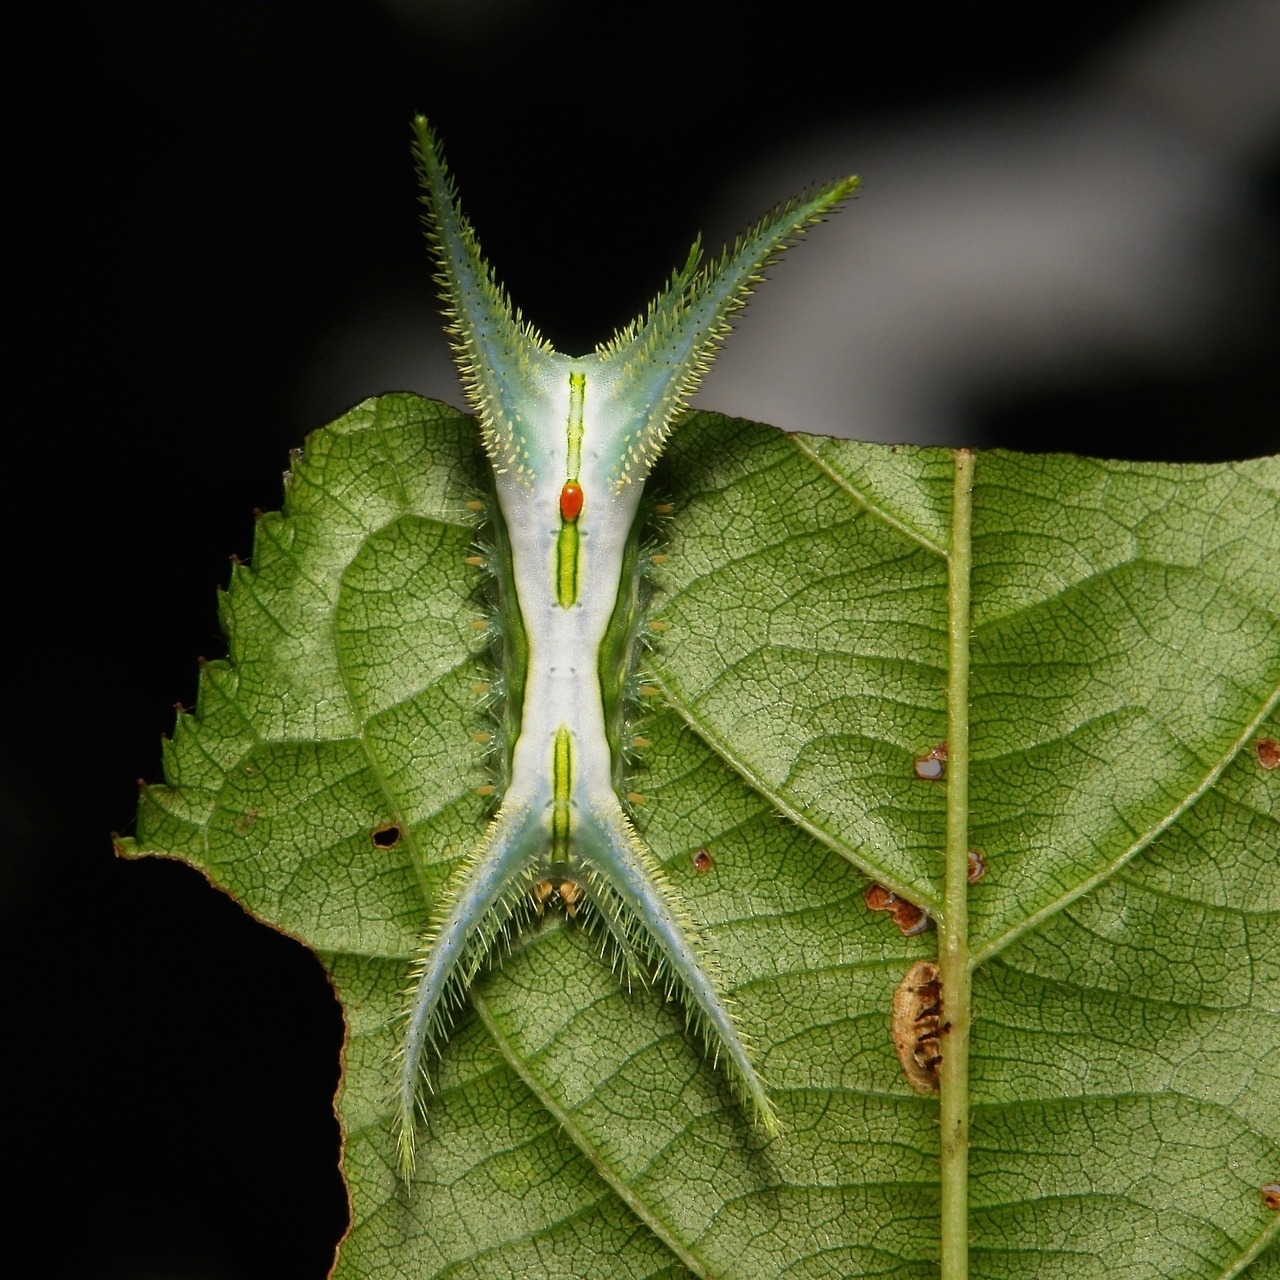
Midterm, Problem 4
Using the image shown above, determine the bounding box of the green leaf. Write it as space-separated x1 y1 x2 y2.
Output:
120 393 1280 1279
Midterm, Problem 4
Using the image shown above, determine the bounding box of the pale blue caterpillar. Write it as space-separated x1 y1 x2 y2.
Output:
397 117 857 1178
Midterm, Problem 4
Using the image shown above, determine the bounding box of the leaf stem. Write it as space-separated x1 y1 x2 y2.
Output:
939 448 974 1280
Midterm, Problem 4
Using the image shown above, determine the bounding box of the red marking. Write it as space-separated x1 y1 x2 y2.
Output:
559 480 584 522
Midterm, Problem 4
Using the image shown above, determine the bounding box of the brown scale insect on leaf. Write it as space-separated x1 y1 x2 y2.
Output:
892 960 945 1095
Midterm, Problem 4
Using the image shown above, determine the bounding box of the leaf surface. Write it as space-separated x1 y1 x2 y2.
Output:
121 394 1280 1278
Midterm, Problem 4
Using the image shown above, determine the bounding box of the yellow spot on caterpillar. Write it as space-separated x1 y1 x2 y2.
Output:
649 620 670 632
626 791 646 806
472 731 493 744
631 735 652 749
559 881 582 916
649 553 669 565
469 618 490 631
474 784 496 797
637 684 661 698
466 499 486 511
532 879 554 914
464 554 486 567
654 502 674 514
472 682 492 696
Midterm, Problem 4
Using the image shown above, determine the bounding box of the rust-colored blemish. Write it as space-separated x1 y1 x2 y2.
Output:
692 848 714 873
967 849 987 883
1254 738 1279 770
1262 1183 1280 1211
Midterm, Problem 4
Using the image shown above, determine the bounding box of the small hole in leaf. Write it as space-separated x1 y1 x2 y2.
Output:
1254 738 1279 771
914 742 947 780
372 823 402 849
692 847 714 873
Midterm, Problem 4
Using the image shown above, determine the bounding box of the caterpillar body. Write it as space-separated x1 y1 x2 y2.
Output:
396 118 857 1178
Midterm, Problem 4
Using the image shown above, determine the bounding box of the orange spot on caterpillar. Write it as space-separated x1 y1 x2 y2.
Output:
653 502 674 515
626 791 646 806
472 731 493 744
559 480 584 522
914 742 948 780
892 960 943 1095
469 618 490 631
648 619 671 632
692 847 714 873
1255 738 1280 770
465 499 486 512
649 553 669 565
464 554 486 567
631 735 652 749
474 784 496 797
967 849 987 883
472 682 492 696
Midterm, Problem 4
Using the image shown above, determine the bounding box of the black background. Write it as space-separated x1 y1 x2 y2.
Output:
8 2 1276 1277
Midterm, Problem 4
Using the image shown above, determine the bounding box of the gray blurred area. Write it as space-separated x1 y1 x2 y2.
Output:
302 0 1280 456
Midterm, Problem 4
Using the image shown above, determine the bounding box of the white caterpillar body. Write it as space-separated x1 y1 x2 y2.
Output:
396 119 857 1178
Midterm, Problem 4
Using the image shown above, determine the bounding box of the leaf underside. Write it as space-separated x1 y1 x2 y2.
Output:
122 394 1280 1279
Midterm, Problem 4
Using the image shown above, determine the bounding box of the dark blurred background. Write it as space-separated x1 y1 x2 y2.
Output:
8 1 1277 1276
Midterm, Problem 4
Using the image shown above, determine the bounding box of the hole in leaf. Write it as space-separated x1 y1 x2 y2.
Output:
371 823 402 849
914 742 947 780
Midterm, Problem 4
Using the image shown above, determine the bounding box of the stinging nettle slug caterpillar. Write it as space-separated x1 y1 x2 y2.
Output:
396 117 857 1179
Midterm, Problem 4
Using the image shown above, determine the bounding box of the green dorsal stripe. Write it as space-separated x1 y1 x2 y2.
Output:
566 371 585 479
556 522 580 608
552 727 573 859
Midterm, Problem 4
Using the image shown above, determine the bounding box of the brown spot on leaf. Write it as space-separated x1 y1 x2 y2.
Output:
967 849 987 883
692 848 714 873
1255 738 1280 770
864 883 899 913
1262 1183 1280 1211
892 901 932 935
864 883 932 934
233 808 259 835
